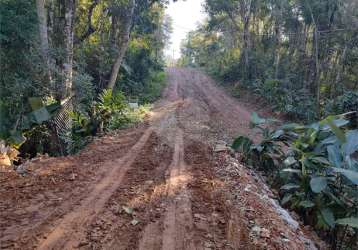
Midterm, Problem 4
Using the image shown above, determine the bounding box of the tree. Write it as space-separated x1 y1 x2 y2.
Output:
36 0 52 84
182 0 358 120
107 0 136 90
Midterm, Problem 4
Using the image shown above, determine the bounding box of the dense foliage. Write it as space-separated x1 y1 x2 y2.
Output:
0 0 171 157
180 0 358 121
232 112 358 249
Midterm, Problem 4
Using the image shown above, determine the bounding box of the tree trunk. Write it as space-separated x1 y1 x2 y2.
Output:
305 0 320 117
63 0 75 98
107 0 135 91
274 3 282 79
332 44 348 98
243 18 250 74
239 0 252 79
36 0 52 84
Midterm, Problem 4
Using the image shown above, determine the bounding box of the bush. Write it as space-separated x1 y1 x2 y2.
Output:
232 112 358 248
139 71 167 103
324 91 358 116
67 90 151 154
109 104 151 130
251 79 317 121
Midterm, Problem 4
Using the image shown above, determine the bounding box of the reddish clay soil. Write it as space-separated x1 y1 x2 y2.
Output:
0 68 324 250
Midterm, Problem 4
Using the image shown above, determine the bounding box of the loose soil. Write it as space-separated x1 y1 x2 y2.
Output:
0 68 323 250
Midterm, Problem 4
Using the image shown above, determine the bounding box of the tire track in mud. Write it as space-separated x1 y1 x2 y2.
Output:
161 129 196 250
1 67 321 250
88 132 173 250
36 127 154 249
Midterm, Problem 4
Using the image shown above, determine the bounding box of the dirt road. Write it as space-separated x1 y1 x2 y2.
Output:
1 68 321 249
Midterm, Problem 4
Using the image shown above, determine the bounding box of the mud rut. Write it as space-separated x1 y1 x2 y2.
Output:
1 68 319 250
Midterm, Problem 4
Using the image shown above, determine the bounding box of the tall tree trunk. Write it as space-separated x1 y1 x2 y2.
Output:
243 17 250 74
274 24 281 79
63 0 75 98
313 26 320 117
332 44 348 98
107 0 135 91
239 0 252 79
36 0 52 84
274 3 282 79
305 0 320 117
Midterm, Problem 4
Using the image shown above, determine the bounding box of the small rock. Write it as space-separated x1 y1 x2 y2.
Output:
122 206 133 215
204 241 214 248
244 185 251 192
206 233 213 239
69 173 77 181
260 228 270 238
252 225 261 234
130 219 140 226
145 180 154 185
214 144 229 152
194 213 206 220
78 241 89 247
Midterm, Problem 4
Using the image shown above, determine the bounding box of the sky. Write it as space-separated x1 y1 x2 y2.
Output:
164 0 206 59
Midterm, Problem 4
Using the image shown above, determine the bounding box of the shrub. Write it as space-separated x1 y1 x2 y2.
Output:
139 71 167 103
324 91 358 116
232 112 358 248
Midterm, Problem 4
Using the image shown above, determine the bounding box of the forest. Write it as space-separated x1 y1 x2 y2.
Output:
0 0 357 249
180 0 358 121
1 0 172 157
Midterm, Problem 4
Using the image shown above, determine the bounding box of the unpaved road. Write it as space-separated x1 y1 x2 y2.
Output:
1 68 321 249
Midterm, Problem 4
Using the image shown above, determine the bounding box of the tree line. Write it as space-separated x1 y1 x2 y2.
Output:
180 0 358 121
0 0 172 157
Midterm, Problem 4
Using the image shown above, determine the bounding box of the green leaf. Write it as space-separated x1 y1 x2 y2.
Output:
320 208 335 228
336 217 358 228
342 130 358 155
284 156 297 166
332 167 358 185
271 129 284 139
279 123 303 131
31 107 51 124
281 194 292 206
327 145 342 168
325 191 344 207
280 183 300 190
322 116 346 143
8 130 26 148
251 112 266 125
321 119 349 130
310 177 327 193
299 200 315 208
46 102 61 114
311 156 330 165
231 136 253 153
281 168 301 174
28 97 43 110
315 136 338 152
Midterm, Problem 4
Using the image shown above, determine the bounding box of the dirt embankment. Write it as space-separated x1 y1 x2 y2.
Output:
0 67 322 250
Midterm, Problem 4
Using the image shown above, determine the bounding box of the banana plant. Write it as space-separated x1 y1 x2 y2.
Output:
1 97 61 149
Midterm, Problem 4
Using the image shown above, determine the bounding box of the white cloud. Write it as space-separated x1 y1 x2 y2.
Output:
165 0 206 59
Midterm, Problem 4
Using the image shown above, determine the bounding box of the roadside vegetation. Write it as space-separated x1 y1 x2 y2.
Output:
232 112 357 248
179 0 358 248
0 0 172 163
180 0 358 121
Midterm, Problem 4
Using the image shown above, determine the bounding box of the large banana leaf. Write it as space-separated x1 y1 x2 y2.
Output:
343 130 358 155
